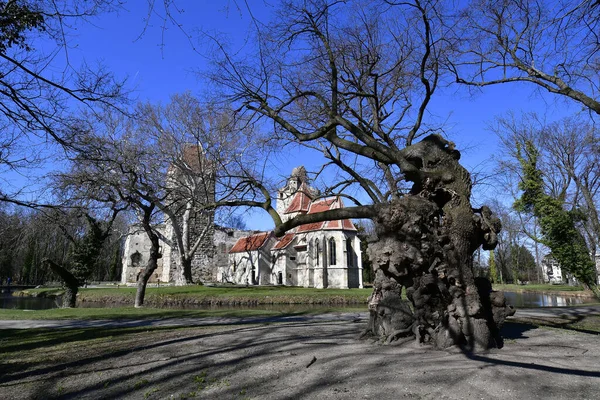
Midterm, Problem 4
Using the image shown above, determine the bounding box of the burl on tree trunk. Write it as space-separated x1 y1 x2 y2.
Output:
364 135 514 351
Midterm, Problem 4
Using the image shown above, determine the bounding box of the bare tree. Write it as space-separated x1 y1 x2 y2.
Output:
59 115 165 306
451 0 600 114
204 0 513 351
0 0 127 204
134 93 275 284
62 95 274 302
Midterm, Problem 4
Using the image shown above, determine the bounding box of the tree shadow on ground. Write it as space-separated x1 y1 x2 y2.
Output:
501 321 537 339
1 316 599 400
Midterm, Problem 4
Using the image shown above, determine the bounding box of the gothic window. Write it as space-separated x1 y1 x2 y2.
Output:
315 240 320 266
346 240 354 267
329 238 336 266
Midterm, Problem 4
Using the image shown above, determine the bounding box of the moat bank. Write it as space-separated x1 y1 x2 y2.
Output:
7 284 598 310
10 285 372 309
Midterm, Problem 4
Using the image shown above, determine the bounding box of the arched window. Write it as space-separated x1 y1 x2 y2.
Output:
315 240 320 266
346 240 354 267
328 237 336 266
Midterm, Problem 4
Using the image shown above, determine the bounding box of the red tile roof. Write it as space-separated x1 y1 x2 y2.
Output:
284 184 313 214
272 233 295 250
229 232 272 253
296 197 357 233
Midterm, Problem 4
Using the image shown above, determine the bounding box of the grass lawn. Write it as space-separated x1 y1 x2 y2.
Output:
18 285 372 306
509 314 600 334
492 283 587 293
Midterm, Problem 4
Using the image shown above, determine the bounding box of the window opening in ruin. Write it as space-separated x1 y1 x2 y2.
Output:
131 251 142 267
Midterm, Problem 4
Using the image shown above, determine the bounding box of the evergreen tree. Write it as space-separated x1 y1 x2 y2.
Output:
488 251 498 284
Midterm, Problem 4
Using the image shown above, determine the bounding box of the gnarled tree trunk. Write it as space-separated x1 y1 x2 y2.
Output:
135 223 162 308
43 259 79 308
364 135 514 351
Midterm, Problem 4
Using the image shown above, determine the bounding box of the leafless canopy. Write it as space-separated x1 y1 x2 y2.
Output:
450 0 600 114
206 0 453 231
0 0 127 203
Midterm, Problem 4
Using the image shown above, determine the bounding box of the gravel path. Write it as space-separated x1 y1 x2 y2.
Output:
1 312 600 399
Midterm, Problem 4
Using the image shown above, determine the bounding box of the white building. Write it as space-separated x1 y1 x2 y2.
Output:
542 253 585 285
218 232 277 285
542 254 563 284
223 167 364 289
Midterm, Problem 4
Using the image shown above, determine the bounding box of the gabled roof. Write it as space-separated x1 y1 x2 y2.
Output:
284 183 313 214
229 232 272 253
272 233 296 250
296 197 357 233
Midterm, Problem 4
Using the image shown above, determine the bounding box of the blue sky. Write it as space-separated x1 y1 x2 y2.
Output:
33 1 582 230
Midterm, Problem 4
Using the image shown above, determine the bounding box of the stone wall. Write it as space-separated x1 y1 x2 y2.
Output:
121 224 165 284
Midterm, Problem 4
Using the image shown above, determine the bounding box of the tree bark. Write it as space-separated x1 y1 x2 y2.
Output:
135 217 162 308
364 135 514 351
43 259 79 308
180 256 194 285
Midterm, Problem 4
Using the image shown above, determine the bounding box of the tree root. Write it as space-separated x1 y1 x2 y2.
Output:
385 323 417 344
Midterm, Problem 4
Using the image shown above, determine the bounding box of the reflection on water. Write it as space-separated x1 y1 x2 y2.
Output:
502 291 596 308
0 288 62 310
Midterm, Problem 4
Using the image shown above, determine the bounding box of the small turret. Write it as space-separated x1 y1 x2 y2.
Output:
277 166 317 222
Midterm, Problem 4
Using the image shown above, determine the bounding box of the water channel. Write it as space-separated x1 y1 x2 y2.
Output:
1 287 596 311
0 288 62 310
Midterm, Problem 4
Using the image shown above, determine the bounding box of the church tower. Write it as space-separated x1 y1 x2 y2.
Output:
276 166 318 223
161 144 216 284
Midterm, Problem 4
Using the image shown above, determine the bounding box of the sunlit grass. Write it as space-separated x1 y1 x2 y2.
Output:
493 283 587 292
18 285 372 306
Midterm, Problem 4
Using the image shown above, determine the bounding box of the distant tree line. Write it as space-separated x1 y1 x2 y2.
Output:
0 206 126 286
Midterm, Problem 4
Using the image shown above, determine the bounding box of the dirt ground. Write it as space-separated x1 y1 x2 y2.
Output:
1 314 600 400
